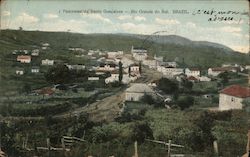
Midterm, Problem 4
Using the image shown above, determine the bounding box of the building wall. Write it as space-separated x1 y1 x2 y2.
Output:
219 93 244 110
125 92 145 101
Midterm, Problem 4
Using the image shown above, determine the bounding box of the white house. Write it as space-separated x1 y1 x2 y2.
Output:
41 59 54 66
245 65 250 70
66 64 85 70
208 67 237 77
107 51 123 59
31 49 39 56
125 83 155 101
219 85 250 110
16 69 24 75
17 55 31 63
31 66 40 73
131 46 148 61
142 59 157 69
198 76 211 82
185 68 200 77
88 77 99 81
105 70 138 84
154 55 163 62
95 62 117 72
157 66 183 78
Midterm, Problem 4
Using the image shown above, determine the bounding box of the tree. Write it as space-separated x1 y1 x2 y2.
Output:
177 96 194 110
157 78 179 94
141 94 154 105
181 78 193 91
139 61 142 74
131 122 154 143
128 66 131 77
21 83 31 94
218 71 229 86
44 64 70 84
118 61 123 84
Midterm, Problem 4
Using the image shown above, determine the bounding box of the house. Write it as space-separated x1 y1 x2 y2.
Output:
16 68 24 75
105 70 132 84
66 64 85 70
41 59 54 66
142 59 157 69
185 68 200 77
125 83 155 101
219 85 250 110
31 49 39 56
88 77 100 81
154 55 163 62
131 46 148 61
208 67 237 77
198 76 211 82
17 55 31 63
31 66 40 73
157 66 184 78
129 65 140 75
96 62 117 72
245 65 250 70
187 76 199 83
107 51 123 59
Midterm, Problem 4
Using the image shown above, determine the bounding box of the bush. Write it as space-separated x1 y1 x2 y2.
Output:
177 96 194 110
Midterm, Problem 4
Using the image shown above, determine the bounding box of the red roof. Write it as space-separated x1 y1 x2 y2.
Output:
17 55 31 60
220 85 250 98
187 76 198 81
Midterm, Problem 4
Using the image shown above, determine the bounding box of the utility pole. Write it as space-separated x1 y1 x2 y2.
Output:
133 141 138 157
167 140 171 157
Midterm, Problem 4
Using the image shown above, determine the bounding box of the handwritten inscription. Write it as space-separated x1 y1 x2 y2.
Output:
192 9 241 22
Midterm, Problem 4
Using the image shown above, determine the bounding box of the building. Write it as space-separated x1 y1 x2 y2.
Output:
131 46 148 61
187 76 199 83
31 49 39 56
41 59 54 66
17 55 31 63
107 51 123 59
219 85 250 110
31 66 40 73
198 76 211 82
66 64 85 70
154 55 163 62
96 62 117 72
16 69 24 75
142 59 157 69
208 67 237 77
88 77 100 81
157 66 184 78
185 68 200 77
125 83 155 101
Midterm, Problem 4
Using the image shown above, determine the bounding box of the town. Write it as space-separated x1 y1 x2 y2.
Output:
0 30 250 157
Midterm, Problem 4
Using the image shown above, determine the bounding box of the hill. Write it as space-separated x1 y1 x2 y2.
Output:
0 29 249 69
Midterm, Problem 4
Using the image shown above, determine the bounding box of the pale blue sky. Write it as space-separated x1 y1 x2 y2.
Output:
1 0 249 53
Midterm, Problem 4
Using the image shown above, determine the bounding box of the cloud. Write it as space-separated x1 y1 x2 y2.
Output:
39 19 88 33
230 45 249 53
3 11 11 17
134 16 146 22
220 26 242 33
155 18 180 25
120 22 158 34
117 15 132 20
16 12 39 23
81 13 112 23
43 13 59 19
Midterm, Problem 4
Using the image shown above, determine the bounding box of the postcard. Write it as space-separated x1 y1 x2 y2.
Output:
0 0 250 157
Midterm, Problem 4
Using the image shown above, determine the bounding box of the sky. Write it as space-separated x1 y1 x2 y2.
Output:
1 0 249 53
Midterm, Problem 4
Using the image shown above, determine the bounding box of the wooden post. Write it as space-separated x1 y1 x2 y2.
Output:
134 141 138 157
213 140 219 156
61 138 66 157
167 140 171 157
247 131 250 156
47 138 50 157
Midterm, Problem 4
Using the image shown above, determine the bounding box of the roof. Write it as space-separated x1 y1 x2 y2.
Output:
187 76 198 81
126 83 154 93
17 55 31 60
220 85 250 98
189 68 200 71
35 87 54 95
210 67 236 72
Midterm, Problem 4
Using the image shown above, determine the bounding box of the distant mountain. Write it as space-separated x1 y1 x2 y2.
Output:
0 29 249 69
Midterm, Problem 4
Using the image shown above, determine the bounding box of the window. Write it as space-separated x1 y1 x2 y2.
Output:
231 97 235 102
